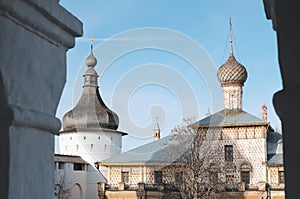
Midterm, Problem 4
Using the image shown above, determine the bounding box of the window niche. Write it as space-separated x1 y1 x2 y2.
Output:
226 175 234 185
73 163 85 171
225 145 233 161
175 171 183 184
279 171 284 184
154 171 163 184
121 171 129 183
240 162 251 185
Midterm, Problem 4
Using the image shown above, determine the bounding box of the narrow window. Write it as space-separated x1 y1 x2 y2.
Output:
121 171 129 183
175 172 183 184
241 171 250 184
225 145 233 161
154 171 163 184
90 144 93 152
74 163 84 171
226 175 234 184
58 162 65 170
279 171 284 184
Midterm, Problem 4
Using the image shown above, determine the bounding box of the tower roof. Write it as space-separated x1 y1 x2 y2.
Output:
217 19 248 85
62 41 120 132
193 109 269 128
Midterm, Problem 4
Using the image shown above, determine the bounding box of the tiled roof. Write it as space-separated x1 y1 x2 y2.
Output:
267 153 283 166
99 136 179 165
54 154 89 164
61 44 123 133
100 109 279 166
266 131 283 166
194 109 268 127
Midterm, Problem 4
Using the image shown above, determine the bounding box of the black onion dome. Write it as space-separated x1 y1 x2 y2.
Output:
62 88 119 131
217 54 248 85
62 43 119 131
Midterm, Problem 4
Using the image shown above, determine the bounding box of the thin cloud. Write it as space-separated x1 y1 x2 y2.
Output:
76 35 185 42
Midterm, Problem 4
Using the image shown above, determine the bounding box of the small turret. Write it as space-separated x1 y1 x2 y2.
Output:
262 103 267 121
205 107 212 118
154 117 160 141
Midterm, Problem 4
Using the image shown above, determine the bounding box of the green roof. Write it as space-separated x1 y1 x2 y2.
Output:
100 136 175 165
195 109 268 127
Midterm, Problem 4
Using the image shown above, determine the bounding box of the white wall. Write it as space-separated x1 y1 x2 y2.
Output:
59 131 122 164
55 162 87 199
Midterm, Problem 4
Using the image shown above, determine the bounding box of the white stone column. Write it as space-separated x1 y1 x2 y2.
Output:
0 1 82 198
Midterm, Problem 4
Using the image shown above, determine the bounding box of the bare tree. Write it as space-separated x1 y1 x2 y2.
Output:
165 117 226 199
54 171 73 199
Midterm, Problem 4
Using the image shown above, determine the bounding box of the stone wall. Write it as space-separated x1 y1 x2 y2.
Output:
109 165 178 189
0 1 82 198
59 130 122 164
268 166 285 188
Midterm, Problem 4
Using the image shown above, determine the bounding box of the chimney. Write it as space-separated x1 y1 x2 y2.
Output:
154 129 160 141
205 107 212 118
154 117 160 141
262 103 267 121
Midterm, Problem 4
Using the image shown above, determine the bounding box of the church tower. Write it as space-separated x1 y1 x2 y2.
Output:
217 19 248 110
59 39 127 164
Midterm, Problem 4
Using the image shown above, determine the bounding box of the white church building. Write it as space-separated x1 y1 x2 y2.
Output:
56 41 127 199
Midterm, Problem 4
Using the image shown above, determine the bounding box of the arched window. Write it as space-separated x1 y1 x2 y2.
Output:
72 183 83 199
240 162 251 185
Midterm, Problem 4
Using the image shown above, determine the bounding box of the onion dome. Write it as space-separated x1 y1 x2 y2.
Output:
217 19 248 86
62 41 119 131
217 53 248 85
85 44 97 68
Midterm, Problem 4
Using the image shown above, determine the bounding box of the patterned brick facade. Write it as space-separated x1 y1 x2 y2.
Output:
197 126 268 189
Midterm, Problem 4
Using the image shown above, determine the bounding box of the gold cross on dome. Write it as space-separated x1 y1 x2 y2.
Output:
229 18 233 56
91 35 95 45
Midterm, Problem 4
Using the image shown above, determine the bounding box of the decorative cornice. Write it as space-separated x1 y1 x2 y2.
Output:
0 0 82 48
196 122 270 128
59 128 127 136
97 162 181 167
10 104 61 134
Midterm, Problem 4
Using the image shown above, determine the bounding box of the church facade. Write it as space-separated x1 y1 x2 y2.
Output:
57 24 284 199
96 24 285 199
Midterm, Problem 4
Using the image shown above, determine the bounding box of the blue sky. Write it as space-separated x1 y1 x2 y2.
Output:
56 0 282 152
